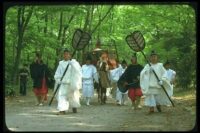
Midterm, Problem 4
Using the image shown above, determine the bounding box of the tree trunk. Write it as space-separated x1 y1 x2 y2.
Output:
54 10 75 71
57 11 63 40
11 6 33 84
87 5 94 51
82 6 91 63
54 11 63 71
61 13 74 47
44 11 48 34
81 5 114 63
91 5 114 35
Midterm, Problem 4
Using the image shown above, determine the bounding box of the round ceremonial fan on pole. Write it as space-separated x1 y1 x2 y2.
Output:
72 29 91 51
118 31 145 93
123 30 175 107
125 31 145 52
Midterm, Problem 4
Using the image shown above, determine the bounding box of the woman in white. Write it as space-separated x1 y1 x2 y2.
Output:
140 51 172 114
54 49 82 115
82 55 98 106
164 60 176 97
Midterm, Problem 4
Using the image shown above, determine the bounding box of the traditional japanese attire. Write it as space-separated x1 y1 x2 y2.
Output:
30 62 49 101
97 61 110 88
165 68 176 96
82 64 98 105
112 65 128 105
54 59 82 112
109 65 123 99
140 63 173 107
122 64 143 101
96 60 110 104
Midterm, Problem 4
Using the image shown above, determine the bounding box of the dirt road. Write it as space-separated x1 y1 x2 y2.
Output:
4 89 196 131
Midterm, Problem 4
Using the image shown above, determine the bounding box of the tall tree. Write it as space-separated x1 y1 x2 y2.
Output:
10 6 34 84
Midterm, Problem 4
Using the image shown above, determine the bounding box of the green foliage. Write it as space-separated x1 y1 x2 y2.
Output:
5 85 16 96
5 4 196 90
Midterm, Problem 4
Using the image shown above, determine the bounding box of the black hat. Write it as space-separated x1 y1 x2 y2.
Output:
35 52 42 58
63 48 70 53
150 50 157 56
132 53 137 58
164 60 170 66
86 54 92 61
121 60 127 64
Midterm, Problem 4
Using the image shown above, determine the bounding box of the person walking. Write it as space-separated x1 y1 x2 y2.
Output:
19 64 29 96
140 50 173 114
120 53 143 110
115 60 128 105
164 60 176 97
30 53 50 106
54 49 82 115
81 55 99 106
96 52 110 104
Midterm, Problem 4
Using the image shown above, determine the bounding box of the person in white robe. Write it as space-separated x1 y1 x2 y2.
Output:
140 50 173 114
164 60 176 97
82 55 99 106
115 60 128 105
54 49 82 115
109 63 122 101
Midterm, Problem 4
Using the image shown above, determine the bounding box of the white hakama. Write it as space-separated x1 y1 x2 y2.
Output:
110 65 128 105
140 63 173 107
166 69 176 96
81 64 98 98
54 59 82 111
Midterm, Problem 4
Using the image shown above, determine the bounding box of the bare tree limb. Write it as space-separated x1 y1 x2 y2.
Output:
91 5 114 35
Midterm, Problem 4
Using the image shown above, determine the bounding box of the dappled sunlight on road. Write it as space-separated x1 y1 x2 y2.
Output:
5 88 196 131
70 122 104 127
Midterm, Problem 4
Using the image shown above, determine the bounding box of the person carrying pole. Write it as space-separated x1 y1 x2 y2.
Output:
54 49 82 115
140 50 173 114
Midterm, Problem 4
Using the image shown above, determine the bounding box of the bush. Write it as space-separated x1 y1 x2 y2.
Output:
5 85 16 97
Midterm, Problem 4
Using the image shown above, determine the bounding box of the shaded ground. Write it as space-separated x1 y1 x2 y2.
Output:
4 88 197 132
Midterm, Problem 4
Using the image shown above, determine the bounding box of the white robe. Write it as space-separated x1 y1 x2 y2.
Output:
109 65 123 84
81 64 98 97
54 59 82 111
110 65 128 104
166 68 176 96
140 63 173 106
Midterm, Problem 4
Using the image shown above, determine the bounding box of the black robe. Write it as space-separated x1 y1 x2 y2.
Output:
119 64 143 89
29 62 51 88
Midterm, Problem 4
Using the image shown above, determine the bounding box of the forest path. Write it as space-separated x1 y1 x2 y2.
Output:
5 88 196 131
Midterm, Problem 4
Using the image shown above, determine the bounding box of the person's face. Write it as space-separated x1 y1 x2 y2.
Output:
63 52 71 60
86 60 91 65
165 64 170 69
35 57 41 63
101 53 108 61
150 55 158 64
35 56 39 61
131 57 137 64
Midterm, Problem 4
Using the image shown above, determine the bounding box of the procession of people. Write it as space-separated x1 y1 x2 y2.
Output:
22 47 176 116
